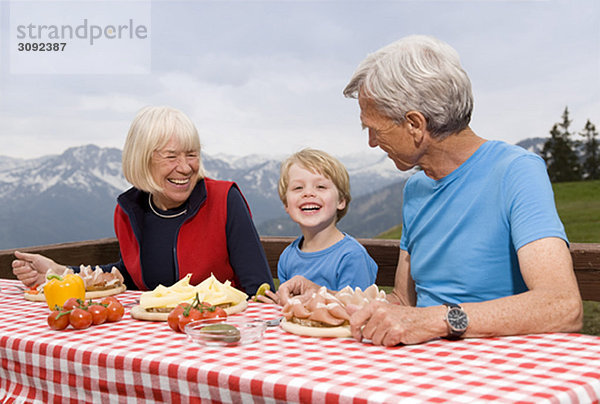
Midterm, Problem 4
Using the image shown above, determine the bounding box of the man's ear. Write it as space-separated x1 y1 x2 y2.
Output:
405 110 427 143
405 110 427 131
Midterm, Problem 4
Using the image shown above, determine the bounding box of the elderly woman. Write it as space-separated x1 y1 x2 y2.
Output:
277 35 582 345
13 106 274 295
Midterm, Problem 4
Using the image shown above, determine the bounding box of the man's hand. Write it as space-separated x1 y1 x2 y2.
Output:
276 275 321 306
350 300 446 346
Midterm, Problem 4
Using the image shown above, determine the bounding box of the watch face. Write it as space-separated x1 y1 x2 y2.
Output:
447 307 468 332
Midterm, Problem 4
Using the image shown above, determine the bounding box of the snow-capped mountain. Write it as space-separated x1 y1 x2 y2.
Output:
0 145 411 249
0 145 128 250
0 145 128 198
0 155 54 173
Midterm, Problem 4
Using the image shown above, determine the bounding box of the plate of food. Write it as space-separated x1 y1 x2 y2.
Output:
130 273 248 321
280 284 386 338
24 265 126 302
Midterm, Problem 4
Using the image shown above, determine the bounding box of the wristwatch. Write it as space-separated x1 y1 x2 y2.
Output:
443 303 468 339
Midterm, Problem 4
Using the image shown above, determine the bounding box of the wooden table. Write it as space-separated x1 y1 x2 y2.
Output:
1 279 599 403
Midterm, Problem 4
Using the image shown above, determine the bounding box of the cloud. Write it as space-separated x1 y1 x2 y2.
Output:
0 0 598 159
77 94 148 113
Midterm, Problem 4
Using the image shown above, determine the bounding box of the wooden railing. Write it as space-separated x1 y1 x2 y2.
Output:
1 237 599 301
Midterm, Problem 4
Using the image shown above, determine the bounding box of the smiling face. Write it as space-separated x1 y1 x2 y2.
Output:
284 163 346 234
359 92 421 172
149 136 200 210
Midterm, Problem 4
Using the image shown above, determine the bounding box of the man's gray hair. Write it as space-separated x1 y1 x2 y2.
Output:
343 35 473 140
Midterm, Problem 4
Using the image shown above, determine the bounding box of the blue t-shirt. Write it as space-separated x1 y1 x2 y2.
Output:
278 233 378 291
400 141 567 307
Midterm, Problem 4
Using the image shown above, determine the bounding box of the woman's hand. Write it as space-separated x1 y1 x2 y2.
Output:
12 251 64 287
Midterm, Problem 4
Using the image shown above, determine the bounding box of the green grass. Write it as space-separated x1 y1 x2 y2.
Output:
375 179 600 336
582 301 600 336
553 180 600 243
377 225 402 239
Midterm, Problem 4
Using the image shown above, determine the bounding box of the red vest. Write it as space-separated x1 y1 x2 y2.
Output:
114 179 237 290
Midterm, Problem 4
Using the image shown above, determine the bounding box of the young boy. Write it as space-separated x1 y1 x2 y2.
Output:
258 148 378 304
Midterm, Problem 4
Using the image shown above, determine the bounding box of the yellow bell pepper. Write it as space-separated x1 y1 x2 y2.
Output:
43 273 86 310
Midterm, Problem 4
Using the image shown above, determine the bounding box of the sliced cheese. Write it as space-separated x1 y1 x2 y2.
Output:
194 275 248 306
138 273 248 310
138 274 196 309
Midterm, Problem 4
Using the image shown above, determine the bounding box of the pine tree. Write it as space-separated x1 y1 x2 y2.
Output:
579 119 600 180
541 107 581 182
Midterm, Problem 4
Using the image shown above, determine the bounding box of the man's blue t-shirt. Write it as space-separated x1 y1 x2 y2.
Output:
400 141 567 307
278 233 378 291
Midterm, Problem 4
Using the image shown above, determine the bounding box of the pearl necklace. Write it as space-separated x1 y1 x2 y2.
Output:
148 194 187 219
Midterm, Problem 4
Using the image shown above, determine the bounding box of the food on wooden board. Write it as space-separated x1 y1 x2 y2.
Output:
280 284 386 338
130 273 248 321
25 265 126 304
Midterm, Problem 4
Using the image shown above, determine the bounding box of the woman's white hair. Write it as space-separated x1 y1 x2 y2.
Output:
343 35 473 140
122 106 205 193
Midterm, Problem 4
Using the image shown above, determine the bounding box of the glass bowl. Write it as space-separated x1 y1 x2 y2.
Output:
184 318 267 347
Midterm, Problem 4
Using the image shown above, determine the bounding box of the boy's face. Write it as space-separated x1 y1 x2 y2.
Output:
284 163 346 232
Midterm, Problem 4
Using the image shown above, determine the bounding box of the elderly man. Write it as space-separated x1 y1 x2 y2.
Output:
277 35 582 346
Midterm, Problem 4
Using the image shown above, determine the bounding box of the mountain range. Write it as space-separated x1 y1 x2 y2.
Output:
0 145 410 250
0 137 551 251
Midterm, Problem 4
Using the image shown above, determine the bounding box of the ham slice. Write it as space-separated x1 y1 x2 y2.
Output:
43 265 124 290
281 285 386 327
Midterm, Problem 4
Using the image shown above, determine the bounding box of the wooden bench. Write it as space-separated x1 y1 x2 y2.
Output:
1 237 599 301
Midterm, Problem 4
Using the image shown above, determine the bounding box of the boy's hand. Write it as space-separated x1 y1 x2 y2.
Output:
277 275 320 306
253 290 280 305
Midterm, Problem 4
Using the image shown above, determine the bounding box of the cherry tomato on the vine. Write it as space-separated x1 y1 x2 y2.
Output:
178 307 203 332
69 307 93 330
214 307 227 318
47 310 69 330
88 304 108 325
199 308 218 320
167 297 229 334
63 297 82 311
198 301 212 309
198 303 228 321
101 297 124 322
101 296 119 306
46 296 125 331
167 303 189 333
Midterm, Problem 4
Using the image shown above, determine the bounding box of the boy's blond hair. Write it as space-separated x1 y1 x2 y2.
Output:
278 148 351 222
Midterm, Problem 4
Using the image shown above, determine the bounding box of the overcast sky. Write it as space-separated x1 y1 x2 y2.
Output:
1 0 598 160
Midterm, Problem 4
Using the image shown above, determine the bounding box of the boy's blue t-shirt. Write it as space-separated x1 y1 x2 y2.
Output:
400 141 567 307
277 233 378 291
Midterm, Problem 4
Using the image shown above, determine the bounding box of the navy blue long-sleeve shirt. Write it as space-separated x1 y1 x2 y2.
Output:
82 180 274 296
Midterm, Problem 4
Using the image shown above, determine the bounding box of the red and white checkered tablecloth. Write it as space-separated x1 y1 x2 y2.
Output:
1 279 599 403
